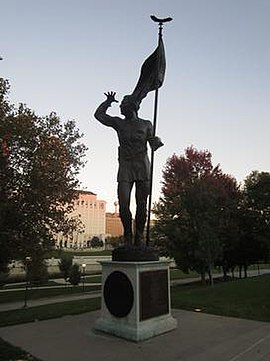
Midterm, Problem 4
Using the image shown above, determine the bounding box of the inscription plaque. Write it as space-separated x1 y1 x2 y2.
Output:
140 270 169 320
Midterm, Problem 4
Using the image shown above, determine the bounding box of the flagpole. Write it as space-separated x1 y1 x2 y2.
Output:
146 84 159 246
146 16 172 246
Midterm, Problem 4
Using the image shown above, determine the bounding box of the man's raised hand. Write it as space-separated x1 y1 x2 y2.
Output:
104 91 118 105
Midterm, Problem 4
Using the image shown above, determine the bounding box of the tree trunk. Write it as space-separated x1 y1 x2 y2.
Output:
239 265 242 279
200 272 206 285
244 264 248 278
231 267 235 280
208 268 214 287
222 266 227 280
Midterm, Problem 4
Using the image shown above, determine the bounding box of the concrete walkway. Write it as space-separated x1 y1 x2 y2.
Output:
0 310 270 361
0 270 270 360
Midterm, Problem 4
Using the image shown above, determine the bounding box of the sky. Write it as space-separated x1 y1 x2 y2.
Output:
1 0 270 213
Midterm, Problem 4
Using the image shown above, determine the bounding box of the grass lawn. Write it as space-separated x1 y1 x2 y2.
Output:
1 269 269 361
0 284 101 304
48 249 112 258
1 280 60 290
170 269 200 280
0 337 42 361
84 275 102 283
0 298 100 360
0 275 269 360
172 274 270 322
0 297 101 328
1 275 269 327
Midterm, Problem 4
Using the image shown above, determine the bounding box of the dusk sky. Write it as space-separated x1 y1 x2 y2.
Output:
1 0 270 212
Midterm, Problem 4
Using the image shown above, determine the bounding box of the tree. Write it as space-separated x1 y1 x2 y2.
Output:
58 253 73 283
26 251 49 286
153 146 239 284
0 78 87 271
105 236 124 249
90 236 103 248
0 78 17 272
235 171 270 276
244 171 270 213
69 263 81 286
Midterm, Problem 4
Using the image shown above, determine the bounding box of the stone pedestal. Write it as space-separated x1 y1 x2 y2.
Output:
95 261 177 342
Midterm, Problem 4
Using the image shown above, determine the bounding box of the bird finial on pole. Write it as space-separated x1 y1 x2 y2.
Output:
150 15 173 36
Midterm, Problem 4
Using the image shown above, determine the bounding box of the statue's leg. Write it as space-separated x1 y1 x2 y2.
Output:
117 181 133 245
134 180 150 246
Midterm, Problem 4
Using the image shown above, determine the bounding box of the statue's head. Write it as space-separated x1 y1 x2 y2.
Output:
120 95 140 117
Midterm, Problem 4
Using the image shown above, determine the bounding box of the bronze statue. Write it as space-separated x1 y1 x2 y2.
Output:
94 91 163 247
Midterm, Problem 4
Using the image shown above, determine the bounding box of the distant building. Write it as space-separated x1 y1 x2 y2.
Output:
55 190 106 249
106 213 123 238
105 201 123 238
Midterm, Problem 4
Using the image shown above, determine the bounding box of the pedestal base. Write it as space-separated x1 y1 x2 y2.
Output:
112 245 159 261
95 261 177 342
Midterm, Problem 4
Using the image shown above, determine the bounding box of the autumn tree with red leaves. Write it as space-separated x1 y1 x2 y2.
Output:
153 146 240 284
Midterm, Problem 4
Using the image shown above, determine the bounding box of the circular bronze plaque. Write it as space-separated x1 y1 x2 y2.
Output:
104 271 134 318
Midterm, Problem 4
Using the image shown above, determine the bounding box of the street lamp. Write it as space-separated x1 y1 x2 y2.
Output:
82 263 86 292
23 256 32 308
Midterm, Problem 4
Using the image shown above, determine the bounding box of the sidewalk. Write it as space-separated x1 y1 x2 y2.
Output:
1 309 270 361
0 270 270 360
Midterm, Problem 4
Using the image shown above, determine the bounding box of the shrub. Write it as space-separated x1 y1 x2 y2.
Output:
0 271 9 287
58 253 73 282
69 264 81 286
90 237 103 248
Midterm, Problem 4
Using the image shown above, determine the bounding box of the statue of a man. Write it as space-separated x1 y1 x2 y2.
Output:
94 91 163 246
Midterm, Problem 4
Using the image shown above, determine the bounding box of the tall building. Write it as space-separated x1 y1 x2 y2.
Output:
55 190 106 249
106 213 123 238
105 201 123 238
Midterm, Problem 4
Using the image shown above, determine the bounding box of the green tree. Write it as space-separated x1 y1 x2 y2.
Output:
0 78 87 271
58 253 73 282
153 146 239 284
69 263 81 286
245 171 270 212
90 236 103 248
26 253 49 286
106 236 124 249
235 171 270 276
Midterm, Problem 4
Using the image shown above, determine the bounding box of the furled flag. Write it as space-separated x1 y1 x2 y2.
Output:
131 37 166 105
